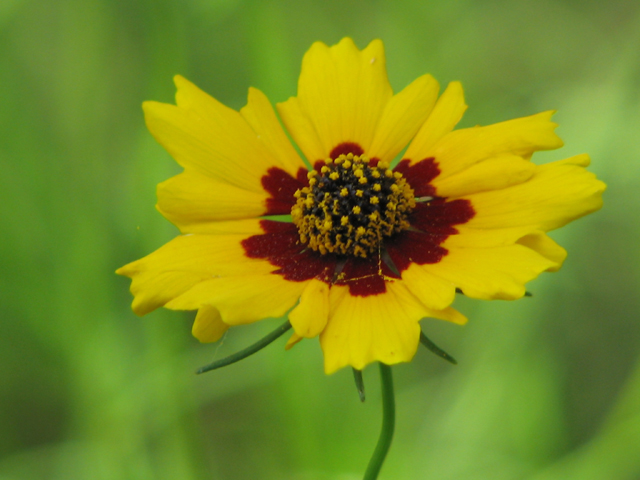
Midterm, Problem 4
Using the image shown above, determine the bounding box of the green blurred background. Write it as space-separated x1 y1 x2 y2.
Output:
1 0 639 479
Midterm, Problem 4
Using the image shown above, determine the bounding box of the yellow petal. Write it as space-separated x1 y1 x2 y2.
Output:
285 332 304 350
517 231 567 272
278 38 392 162
275 96 325 164
288 279 330 338
425 244 557 300
424 306 468 325
192 305 229 343
404 81 467 162
117 270 210 317
368 74 440 163
400 263 456 311
116 225 274 315
320 283 425 374
157 169 268 232
425 111 564 180
144 76 294 193
432 154 536 198
240 87 307 176
464 158 606 232
165 274 307 326
552 153 590 167
446 226 542 248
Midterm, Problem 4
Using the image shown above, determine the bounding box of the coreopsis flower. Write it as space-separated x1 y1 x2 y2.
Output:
117 38 605 374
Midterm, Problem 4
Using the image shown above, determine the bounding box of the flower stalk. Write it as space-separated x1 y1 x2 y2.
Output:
363 363 395 480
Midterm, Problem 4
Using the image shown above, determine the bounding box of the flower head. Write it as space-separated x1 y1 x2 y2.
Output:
117 38 605 374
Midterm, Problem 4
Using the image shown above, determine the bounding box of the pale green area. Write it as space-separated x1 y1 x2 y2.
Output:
1 1 639 479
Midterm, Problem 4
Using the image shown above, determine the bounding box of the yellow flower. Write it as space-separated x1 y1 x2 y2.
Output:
117 38 605 374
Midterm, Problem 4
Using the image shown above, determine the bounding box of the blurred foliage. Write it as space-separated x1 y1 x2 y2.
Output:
1 0 639 479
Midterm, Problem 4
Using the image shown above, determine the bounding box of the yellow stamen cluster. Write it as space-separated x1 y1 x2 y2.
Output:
291 153 416 258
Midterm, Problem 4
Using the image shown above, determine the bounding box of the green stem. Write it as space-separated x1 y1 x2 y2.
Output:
363 363 395 480
196 320 292 374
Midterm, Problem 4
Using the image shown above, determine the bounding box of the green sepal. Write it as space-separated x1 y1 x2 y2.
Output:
196 320 292 374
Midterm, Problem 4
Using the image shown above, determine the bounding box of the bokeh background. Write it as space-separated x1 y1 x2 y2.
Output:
1 0 639 479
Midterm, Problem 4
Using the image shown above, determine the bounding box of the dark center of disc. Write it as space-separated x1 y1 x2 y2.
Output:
291 153 416 258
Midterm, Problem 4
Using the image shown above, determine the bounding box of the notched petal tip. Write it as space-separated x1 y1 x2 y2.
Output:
532 110 564 150
362 38 385 60
116 263 149 316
